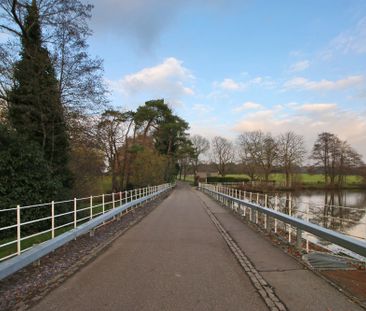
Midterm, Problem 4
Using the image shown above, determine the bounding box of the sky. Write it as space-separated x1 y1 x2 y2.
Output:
41 1 366 157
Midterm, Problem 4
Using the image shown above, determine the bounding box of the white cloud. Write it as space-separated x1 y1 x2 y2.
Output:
249 76 276 88
108 57 194 100
192 104 212 113
233 101 263 112
297 103 337 112
219 78 246 91
283 75 364 91
232 104 366 159
329 17 366 55
215 75 275 92
289 60 310 72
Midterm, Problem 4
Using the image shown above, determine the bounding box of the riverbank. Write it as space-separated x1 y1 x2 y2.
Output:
182 173 365 191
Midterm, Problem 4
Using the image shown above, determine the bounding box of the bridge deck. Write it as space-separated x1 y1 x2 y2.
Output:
31 183 362 311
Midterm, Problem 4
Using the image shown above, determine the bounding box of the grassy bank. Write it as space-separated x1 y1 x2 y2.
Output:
186 173 364 189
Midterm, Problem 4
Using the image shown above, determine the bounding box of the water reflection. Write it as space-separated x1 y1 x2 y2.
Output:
275 190 366 240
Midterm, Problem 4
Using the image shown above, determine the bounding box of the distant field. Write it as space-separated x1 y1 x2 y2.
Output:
226 173 363 185
183 173 363 186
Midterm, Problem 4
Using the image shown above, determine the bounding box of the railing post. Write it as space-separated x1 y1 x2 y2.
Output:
102 194 105 214
256 193 259 224
74 198 77 228
296 227 302 250
119 191 122 206
112 193 115 209
90 195 93 219
51 201 55 239
274 195 278 233
16 205 21 255
306 205 309 252
264 194 268 230
249 192 253 221
288 197 292 243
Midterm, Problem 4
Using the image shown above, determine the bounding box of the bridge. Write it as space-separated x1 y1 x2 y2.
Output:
0 182 365 310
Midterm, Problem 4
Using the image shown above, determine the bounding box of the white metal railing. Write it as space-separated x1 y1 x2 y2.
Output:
199 183 366 260
0 184 172 262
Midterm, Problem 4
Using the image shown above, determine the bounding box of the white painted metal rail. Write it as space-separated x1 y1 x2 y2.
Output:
0 183 173 279
199 183 366 260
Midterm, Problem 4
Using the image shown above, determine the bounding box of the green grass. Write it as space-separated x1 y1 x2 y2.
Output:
100 175 113 193
0 188 147 261
196 173 363 186
268 173 363 185
0 225 74 260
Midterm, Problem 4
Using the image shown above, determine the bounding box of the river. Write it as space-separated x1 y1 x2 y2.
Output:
271 190 366 247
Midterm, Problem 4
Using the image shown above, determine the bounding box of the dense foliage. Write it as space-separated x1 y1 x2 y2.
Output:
0 125 62 234
7 1 71 191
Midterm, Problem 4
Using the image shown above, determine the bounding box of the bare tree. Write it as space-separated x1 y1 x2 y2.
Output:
312 132 363 186
211 136 234 176
337 140 363 186
278 131 306 187
97 110 130 192
190 134 210 173
237 132 260 180
312 132 340 185
261 134 278 181
0 0 107 112
237 131 278 181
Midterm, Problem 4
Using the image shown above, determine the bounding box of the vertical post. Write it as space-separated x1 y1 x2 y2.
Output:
306 205 309 252
119 191 122 206
90 195 93 219
249 192 252 221
74 198 77 228
112 193 115 209
274 195 278 233
51 201 55 239
16 205 21 255
264 194 268 230
102 194 105 214
288 197 292 243
296 227 302 250
256 193 259 224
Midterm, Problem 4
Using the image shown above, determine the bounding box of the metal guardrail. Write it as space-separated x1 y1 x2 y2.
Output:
0 184 173 280
199 183 366 259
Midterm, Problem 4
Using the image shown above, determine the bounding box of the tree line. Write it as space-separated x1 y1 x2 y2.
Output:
0 0 191 216
178 131 364 188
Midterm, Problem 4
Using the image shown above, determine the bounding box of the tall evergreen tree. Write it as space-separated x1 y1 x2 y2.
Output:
8 0 71 191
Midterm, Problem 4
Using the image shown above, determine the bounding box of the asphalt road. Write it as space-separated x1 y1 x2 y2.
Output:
31 183 362 311
31 183 267 311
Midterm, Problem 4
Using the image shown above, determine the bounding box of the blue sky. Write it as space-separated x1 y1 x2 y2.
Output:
62 1 366 157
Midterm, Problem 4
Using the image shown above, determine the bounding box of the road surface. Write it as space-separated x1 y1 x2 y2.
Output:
32 183 362 311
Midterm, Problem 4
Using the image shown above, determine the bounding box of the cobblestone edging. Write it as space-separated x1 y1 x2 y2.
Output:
200 199 287 311
0 191 172 311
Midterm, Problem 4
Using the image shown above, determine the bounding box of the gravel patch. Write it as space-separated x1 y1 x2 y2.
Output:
0 191 172 311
